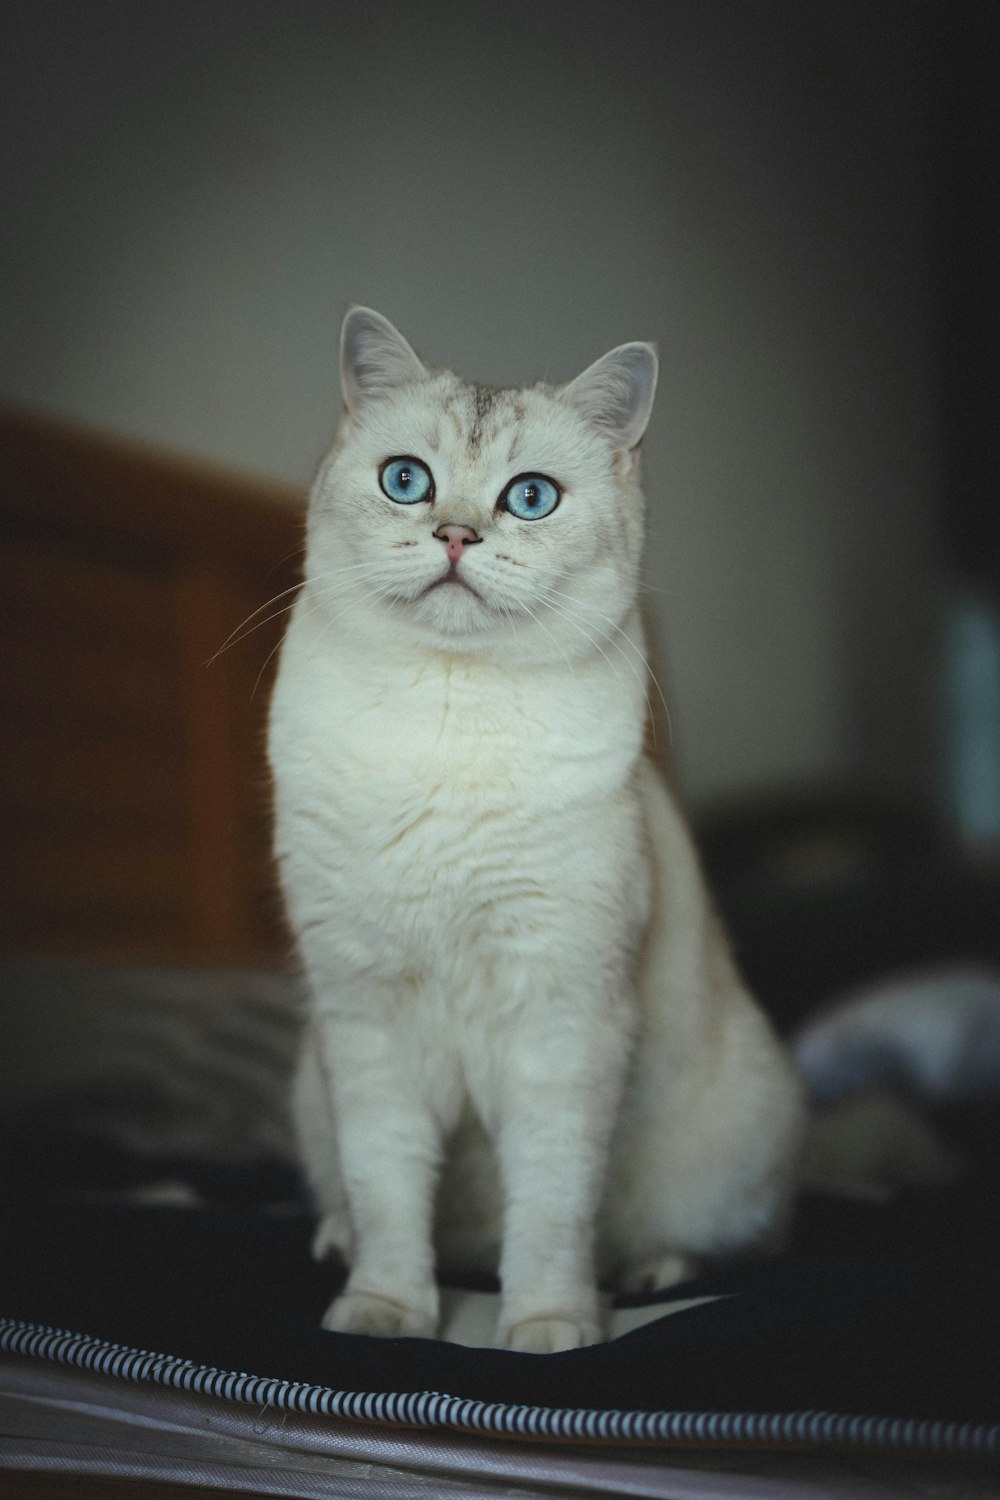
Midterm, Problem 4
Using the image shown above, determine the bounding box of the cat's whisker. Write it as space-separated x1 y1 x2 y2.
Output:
305 578 402 660
532 583 666 751
250 578 397 700
239 565 399 696
502 592 577 674
266 540 309 578
206 582 305 665
535 581 672 749
250 631 290 703
303 558 412 594
535 580 651 667
303 562 402 607
529 587 631 706
209 560 397 664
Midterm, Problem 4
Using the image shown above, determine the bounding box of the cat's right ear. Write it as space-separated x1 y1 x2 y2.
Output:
562 341 659 453
340 307 428 413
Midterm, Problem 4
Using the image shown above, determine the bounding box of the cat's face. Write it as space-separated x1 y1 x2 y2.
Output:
305 309 658 663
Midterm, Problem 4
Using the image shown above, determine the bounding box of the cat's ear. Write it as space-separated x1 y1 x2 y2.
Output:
340 306 428 412
562 342 658 452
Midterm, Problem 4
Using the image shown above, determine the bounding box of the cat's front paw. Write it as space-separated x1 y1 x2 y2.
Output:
501 1314 604 1354
321 1289 438 1340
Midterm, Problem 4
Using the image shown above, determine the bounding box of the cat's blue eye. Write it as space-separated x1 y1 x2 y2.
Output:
501 473 561 521
379 456 434 505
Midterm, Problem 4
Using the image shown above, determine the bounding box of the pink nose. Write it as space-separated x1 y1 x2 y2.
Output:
434 523 481 566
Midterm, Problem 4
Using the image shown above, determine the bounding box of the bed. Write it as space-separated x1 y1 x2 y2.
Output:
1 405 998 1499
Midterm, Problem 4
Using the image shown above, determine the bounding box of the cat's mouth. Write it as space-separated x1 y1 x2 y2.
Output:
424 572 483 601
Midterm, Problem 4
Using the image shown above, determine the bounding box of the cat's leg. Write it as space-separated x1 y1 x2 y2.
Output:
603 991 805 1287
603 762 807 1284
292 1022 353 1263
491 983 633 1354
616 1251 700 1294
495 1127 604 1351
311 1001 444 1340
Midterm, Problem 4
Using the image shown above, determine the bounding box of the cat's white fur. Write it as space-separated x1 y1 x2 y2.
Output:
268 308 805 1353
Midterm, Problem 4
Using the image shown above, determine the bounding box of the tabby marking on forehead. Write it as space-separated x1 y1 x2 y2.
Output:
434 381 527 463
469 383 500 455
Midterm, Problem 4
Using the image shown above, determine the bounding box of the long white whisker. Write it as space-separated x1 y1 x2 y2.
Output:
302 563 397 608
250 631 290 703
535 580 672 748
536 580 647 663
206 582 305 665
248 571 398 700
505 592 577 674
244 570 390 701
532 583 669 750
266 541 309 577
232 560 404 699
528 587 631 704
310 580 402 663
208 558 396 664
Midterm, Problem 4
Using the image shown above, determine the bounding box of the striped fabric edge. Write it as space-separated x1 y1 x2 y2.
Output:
1 1315 997 1457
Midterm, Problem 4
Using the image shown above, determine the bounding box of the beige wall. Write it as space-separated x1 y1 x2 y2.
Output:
1 1 943 808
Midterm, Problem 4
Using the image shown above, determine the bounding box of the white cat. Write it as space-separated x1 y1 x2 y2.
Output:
268 308 805 1353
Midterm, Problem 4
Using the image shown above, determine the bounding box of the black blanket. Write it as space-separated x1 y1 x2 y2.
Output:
1 1155 998 1452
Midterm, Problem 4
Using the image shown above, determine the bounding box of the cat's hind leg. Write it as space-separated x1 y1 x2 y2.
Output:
603 996 805 1290
616 1250 700 1295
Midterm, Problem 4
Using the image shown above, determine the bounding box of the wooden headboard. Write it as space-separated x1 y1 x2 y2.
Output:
0 407 306 964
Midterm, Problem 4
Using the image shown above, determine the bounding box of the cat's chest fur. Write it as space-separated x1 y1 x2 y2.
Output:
270 598 647 973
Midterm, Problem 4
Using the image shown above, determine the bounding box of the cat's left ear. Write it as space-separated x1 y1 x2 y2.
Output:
562 342 658 453
340 306 428 413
